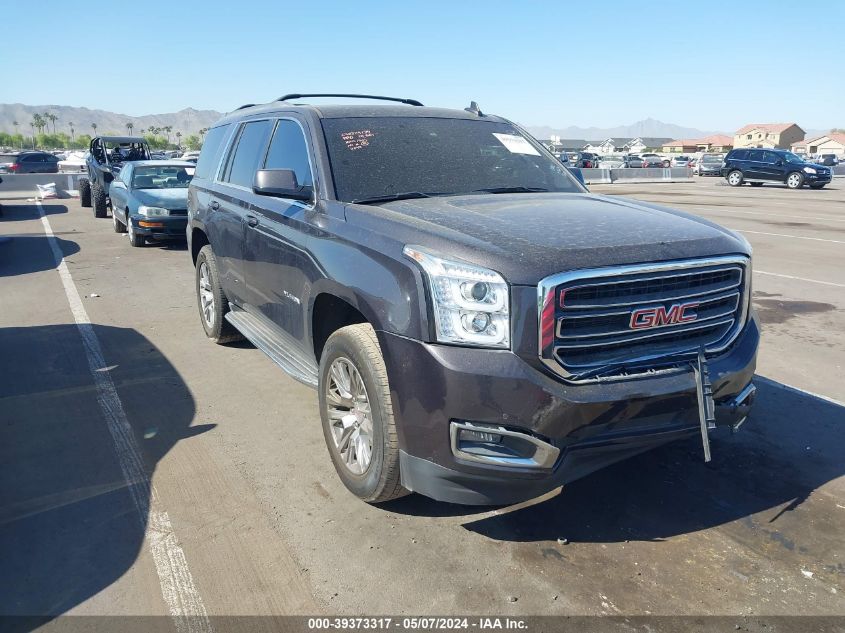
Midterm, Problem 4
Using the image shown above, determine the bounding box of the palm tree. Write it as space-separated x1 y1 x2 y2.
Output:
163 126 172 145
47 113 58 134
199 127 207 139
126 122 134 135
175 131 182 148
69 122 75 142
13 120 21 148
91 123 97 136
139 128 146 136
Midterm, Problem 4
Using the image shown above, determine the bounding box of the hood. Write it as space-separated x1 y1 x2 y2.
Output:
132 188 189 209
345 192 749 285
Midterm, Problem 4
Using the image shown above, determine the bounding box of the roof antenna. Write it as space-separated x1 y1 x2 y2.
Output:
465 101 484 117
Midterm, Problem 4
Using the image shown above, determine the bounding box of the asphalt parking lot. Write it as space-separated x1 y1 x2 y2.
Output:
1 178 843 622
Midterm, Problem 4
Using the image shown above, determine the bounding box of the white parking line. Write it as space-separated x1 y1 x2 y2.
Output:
701 208 845 223
755 270 845 288
36 202 211 633
733 229 845 245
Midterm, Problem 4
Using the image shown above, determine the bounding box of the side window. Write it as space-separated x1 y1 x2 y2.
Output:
22 154 39 162
263 120 313 188
747 150 764 162
222 120 273 188
121 166 132 185
730 150 747 160
194 124 230 180
762 151 781 164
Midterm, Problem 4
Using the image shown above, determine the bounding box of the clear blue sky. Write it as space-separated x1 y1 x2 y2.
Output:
4 0 843 132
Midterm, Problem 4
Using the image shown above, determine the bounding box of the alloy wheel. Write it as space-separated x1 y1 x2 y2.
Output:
198 262 215 327
325 357 373 475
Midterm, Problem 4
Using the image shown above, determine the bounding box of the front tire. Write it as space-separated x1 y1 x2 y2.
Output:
92 182 107 218
319 324 407 504
727 170 744 186
127 219 145 247
195 245 243 344
786 172 804 189
79 178 92 207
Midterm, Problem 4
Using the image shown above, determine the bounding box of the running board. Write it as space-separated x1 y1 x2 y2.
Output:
225 305 319 388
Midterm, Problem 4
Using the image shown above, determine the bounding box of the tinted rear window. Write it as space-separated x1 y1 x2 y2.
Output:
730 149 749 160
222 120 273 188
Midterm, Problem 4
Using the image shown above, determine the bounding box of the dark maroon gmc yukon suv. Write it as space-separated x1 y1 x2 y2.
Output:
187 94 759 505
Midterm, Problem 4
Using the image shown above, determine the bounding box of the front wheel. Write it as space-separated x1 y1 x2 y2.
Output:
786 172 804 189
127 219 145 247
92 182 107 218
318 324 407 504
727 170 744 186
195 245 242 344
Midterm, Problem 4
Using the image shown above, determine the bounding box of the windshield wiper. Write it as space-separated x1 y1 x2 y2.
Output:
351 191 434 205
472 186 549 194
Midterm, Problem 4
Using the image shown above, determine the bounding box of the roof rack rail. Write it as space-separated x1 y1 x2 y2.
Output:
277 93 424 107
236 103 257 110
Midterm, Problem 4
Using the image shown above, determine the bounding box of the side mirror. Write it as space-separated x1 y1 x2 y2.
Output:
253 169 312 201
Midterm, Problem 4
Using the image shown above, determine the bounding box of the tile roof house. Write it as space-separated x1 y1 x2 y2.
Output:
661 135 733 153
732 123 804 149
791 134 845 157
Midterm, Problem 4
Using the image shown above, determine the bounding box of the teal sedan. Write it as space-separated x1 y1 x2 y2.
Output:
109 161 194 247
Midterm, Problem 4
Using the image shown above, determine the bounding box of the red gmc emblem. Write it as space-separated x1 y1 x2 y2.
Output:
629 301 700 329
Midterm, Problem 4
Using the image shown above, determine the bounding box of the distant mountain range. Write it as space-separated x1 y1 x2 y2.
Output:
524 118 722 141
0 103 224 137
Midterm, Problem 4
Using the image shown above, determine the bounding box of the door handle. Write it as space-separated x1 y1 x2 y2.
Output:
210 201 220 210
246 215 259 228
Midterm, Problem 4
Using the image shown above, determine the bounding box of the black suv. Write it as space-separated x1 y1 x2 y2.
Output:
188 94 759 505
0 151 60 174
721 147 832 189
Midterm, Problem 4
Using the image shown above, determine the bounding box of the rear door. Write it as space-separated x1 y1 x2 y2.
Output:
210 119 273 306
20 154 42 173
742 149 766 179
243 117 318 348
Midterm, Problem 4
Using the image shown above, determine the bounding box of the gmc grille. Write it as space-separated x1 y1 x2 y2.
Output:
538 256 750 381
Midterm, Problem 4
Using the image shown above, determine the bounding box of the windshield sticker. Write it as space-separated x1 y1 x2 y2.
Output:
341 129 374 151
492 133 540 156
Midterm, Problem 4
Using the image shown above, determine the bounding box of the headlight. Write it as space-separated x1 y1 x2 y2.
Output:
138 205 170 217
803 167 817 174
404 246 509 348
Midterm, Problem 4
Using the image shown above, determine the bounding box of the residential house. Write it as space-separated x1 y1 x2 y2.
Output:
791 134 845 157
732 123 804 149
583 137 672 154
662 134 733 153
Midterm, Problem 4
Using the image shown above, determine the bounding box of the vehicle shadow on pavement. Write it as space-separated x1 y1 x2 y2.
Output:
0 324 212 622
0 203 68 221
456 377 845 543
0 234 80 277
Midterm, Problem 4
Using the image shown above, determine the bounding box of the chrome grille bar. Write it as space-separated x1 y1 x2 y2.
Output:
538 256 751 382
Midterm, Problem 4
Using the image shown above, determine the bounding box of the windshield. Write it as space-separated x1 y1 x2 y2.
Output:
321 117 583 202
132 165 193 189
783 151 805 164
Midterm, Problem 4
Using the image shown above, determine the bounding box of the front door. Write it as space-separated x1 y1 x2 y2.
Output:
243 117 318 350
758 150 786 182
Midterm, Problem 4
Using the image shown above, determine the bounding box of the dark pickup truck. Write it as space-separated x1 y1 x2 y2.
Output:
187 94 759 505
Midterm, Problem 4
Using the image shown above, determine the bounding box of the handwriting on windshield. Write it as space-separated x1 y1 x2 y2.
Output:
341 130 374 151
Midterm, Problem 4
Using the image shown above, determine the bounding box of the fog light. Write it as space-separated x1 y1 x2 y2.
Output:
460 428 501 443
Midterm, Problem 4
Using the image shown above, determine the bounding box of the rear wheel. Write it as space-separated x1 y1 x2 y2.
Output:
727 170 744 186
79 178 91 207
195 245 243 344
318 324 407 504
113 210 127 233
91 182 107 218
786 172 804 189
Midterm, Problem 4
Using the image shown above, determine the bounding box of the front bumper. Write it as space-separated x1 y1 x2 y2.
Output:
378 315 760 505
130 216 188 240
